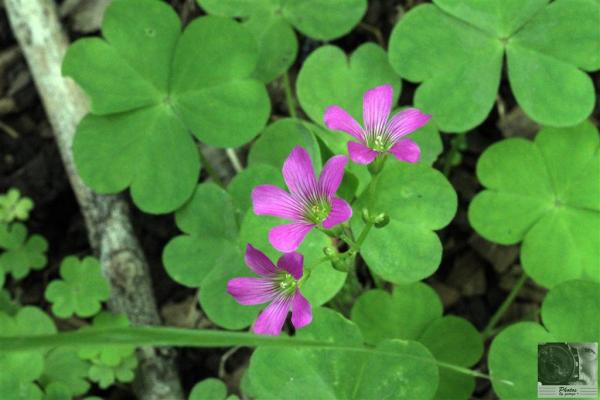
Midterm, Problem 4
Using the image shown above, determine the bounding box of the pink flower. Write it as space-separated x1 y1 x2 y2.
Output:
324 84 431 165
252 146 352 252
227 244 312 335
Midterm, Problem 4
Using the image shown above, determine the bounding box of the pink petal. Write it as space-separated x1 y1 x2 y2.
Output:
347 141 378 165
268 223 314 253
252 184 302 220
282 147 318 200
388 108 431 141
318 155 347 197
322 197 352 229
277 252 304 280
291 291 312 330
323 106 364 141
363 84 393 134
389 139 421 163
244 244 277 276
252 297 293 336
227 277 276 305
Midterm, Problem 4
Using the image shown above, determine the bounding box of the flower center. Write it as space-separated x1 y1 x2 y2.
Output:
366 133 391 152
305 199 331 224
275 272 297 296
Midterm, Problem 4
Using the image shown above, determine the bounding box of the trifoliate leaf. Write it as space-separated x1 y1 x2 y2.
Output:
419 317 483 400
489 280 599 399
469 122 599 288
0 223 48 280
64 0 270 213
388 0 600 132
351 283 443 344
0 375 43 400
39 347 90 397
354 162 457 283
0 289 18 315
0 307 56 394
197 0 367 82
88 353 137 389
248 118 322 171
0 189 34 223
297 43 400 127
227 164 283 218
45 256 110 318
42 382 71 400
352 285 483 400
189 378 228 400
248 307 439 399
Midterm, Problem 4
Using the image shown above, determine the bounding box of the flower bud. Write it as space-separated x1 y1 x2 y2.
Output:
373 212 390 228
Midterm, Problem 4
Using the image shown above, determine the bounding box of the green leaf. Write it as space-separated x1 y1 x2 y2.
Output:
0 307 56 394
351 283 443 344
198 250 262 330
73 108 199 214
42 382 71 400
0 223 26 249
388 0 599 132
0 223 48 280
64 0 270 213
0 289 19 315
244 14 297 83
77 312 135 366
163 183 260 329
469 122 600 287
0 189 34 223
419 316 483 400
39 347 90 397
282 0 366 40
197 0 366 81
248 307 439 399
355 162 457 283
189 378 228 400
45 256 110 318
227 164 283 218
88 353 137 389
163 183 238 287
489 280 600 399
0 375 42 400
297 43 400 126
247 118 322 170
353 284 483 400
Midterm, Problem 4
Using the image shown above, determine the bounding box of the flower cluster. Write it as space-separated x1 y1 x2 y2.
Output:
228 84 431 335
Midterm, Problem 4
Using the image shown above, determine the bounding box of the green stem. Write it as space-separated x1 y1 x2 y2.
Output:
0 327 495 381
298 256 329 286
283 72 298 119
350 221 374 253
366 156 386 211
197 145 225 188
225 148 243 173
358 22 385 47
442 136 461 177
482 273 529 338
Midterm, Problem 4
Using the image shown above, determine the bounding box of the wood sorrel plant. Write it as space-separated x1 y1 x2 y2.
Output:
3 0 599 399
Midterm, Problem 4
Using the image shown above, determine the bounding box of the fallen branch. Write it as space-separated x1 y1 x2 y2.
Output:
4 1 183 398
